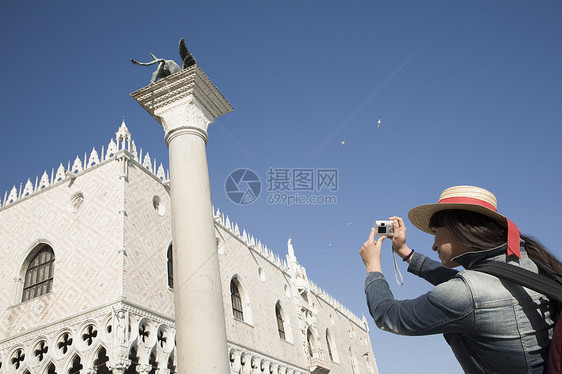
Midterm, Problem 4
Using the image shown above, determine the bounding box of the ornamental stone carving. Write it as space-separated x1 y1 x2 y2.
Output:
229 349 242 374
130 66 233 144
157 97 214 144
107 359 131 374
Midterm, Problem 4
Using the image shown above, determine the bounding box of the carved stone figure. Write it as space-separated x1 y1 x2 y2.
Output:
131 38 197 83
113 309 129 345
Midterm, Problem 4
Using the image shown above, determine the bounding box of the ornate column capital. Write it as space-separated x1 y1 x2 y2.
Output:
160 97 214 145
137 364 153 374
107 359 131 374
131 65 233 145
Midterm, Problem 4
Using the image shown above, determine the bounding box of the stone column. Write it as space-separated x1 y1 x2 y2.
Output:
131 66 233 373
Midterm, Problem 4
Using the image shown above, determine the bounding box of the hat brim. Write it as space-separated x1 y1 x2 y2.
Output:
408 203 508 235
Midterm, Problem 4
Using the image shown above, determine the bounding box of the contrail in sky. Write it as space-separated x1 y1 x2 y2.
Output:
214 119 253 158
310 53 416 157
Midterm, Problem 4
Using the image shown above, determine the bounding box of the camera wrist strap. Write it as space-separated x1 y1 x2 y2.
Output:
392 249 404 286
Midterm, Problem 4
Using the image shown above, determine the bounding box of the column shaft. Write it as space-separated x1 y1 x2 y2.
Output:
167 128 230 372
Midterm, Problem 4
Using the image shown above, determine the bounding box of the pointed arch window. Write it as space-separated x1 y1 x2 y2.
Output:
46 363 57 374
94 347 110 374
326 328 339 363
68 355 83 374
326 331 333 361
349 347 359 374
167 245 173 289
230 279 244 320
22 245 55 302
275 302 285 340
307 327 314 357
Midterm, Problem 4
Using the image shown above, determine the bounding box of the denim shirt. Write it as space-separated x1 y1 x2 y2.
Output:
365 242 556 374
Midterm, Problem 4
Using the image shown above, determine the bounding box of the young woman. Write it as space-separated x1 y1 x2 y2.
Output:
360 185 561 373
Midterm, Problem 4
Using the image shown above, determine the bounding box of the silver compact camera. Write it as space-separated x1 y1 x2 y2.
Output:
374 220 394 237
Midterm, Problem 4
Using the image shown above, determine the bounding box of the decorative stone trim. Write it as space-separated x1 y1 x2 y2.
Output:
0 121 170 209
227 343 308 374
0 302 176 374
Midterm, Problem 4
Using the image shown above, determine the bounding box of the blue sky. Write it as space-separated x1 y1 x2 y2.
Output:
1 1 561 373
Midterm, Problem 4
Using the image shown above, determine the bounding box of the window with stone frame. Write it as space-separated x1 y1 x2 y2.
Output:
325 328 339 363
167 245 173 289
230 279 244 320
22 245 55 302
275 302 286 340
326 331 334 361
307 327 314 357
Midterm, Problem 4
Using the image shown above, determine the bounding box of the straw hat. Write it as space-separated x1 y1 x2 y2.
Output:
408 185 521 257
408 186 503 234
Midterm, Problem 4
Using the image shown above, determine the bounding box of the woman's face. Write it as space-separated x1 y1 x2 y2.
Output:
432 227 472 268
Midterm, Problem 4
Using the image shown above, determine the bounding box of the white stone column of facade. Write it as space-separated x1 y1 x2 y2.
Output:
131 66 233 373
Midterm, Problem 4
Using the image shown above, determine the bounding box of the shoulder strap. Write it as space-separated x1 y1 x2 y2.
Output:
471 261 562 303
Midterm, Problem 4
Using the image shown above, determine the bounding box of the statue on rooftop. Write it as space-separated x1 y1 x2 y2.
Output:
131 38 197 83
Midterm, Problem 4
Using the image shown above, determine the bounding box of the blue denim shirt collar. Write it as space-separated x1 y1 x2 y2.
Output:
453 239 526 269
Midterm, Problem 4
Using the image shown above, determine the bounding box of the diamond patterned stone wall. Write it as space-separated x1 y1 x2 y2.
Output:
0 161 123 339
0 148 378 374
122 162 173 317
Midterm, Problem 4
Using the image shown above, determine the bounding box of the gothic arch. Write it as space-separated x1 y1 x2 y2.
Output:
306 327 317 358
349 347 360 374
166 350 176 374
29 336 50 370
92 346 110 374
230 275 253 325
274 301 293 342
15 238 55 272
125 344 140 374
166 243 173 289
7 345 27 373
16 241 56 303
147 348 159 374
155 324 174 353
137 317 157 349
325 328 339 363
75 320 100 353
45 361 57 374
66 353 84 374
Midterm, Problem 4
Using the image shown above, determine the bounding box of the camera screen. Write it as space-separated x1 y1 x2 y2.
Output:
377 226 386 234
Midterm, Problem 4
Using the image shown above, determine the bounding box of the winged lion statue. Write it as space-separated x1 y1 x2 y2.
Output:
131 38 197 83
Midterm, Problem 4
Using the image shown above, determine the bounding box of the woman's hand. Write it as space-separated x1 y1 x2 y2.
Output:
360 227 386 273
389 216 413 261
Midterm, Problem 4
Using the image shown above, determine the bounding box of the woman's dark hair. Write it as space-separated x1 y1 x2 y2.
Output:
429 210 562 274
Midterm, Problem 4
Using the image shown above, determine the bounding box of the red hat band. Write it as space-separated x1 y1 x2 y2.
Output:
438 196 521 258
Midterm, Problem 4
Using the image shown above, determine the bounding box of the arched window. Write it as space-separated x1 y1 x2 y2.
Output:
22 245 55 302
306 327 314 357
93 347 110 374
46 362 57 374
326 331 333 361
275 302 285 340
349 347 359 374
148 351 158 374
68 355 83 374
230 279 244 320
326 328 339 363
167 245 173 289
124 346 139 374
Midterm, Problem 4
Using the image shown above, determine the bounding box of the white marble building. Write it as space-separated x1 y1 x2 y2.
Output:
0 122 378 374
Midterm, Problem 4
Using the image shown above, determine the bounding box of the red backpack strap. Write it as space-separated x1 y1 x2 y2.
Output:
548 317 562 374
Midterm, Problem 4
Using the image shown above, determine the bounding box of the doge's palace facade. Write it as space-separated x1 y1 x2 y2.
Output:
0 122 378 374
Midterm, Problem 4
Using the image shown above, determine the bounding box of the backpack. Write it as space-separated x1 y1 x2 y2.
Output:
471 261 562 374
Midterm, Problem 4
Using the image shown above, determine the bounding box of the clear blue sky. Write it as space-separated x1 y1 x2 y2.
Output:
1 1 561 373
